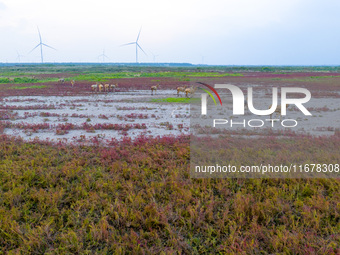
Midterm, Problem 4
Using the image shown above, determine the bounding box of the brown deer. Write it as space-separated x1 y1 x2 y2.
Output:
98 83 104 92
104 84 110 92
91 82 100 92
185 86 197 98
176 85 188 97
110 83 118 92
151 84 159 95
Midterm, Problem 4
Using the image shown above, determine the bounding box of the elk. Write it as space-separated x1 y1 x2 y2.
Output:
98 83 104 92
91 84 98 92
151 84 159 95
110 83 118 92
91 82 100 92
104 84 110 92
58 78 65 84
185 86 197 98
176 85 188 97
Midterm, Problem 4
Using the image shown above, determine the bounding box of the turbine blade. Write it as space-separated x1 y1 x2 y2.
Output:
137 43 147 55
97 54 108 58
37 26 42 43
136 27 142 42
149 51 157 57
120 42 135 47
42 43 57 51
28 44 41 54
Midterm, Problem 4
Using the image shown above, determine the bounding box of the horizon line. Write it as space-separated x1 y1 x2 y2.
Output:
1 62 340 67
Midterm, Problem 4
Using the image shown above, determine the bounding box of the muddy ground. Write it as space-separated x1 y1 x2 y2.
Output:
1 72 339 143
0 90 190 143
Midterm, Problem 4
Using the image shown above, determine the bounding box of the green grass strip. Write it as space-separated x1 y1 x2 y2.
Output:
10 85 47 90
151 97 199 103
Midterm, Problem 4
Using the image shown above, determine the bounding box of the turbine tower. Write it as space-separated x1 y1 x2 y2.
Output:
16 51 24 62
29 26 56 63
150 51 159 63
121 27 147 63
98 49 109 63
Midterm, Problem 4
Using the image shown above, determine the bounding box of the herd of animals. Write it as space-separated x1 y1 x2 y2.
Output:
90 83 119 93
6 77 283 117
58 78 198 97
58 79 284 117
59 79 283 118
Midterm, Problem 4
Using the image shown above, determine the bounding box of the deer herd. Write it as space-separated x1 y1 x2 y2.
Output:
90 82 119 93
176 85 198 97
58 77 198 97
55 79 289 117
56 78 290 118
89 82 197 97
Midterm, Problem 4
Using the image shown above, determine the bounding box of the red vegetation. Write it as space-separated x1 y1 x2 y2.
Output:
0 134 338 253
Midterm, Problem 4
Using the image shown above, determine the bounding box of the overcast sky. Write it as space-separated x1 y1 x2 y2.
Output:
0 0 339 65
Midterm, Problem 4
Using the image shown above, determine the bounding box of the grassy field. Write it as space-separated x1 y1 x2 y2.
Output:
0 135 339 254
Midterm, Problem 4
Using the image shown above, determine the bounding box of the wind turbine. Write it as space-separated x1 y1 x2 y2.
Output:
150 51 159 63
29 26 56 63
121 27 147 63
98 49 109 63
16 51 24 62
